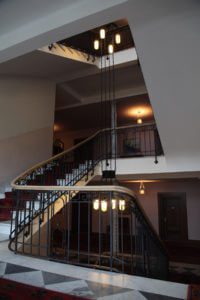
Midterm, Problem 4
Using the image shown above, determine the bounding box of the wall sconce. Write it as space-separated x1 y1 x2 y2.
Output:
139 182 145 195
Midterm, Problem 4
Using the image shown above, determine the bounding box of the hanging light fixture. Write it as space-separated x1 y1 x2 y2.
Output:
108 44 114 54
111 198 117 210
100 28 106 39
94 39 100 50
115 33 121 44
139 182 145 195
119 199 125 211
93 199 100 210
137 110 143 124
93 24 118 180
101 200 108 212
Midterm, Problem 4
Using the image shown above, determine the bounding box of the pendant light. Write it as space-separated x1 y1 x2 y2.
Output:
93 199 100 210
112 198 117 210
139 182 145 195
94 40 100 50
115 33 121 44
100 28 106 39
119 199 125 211
101 200 108 212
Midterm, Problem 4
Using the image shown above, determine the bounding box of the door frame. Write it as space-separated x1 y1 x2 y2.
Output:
158 192 188 241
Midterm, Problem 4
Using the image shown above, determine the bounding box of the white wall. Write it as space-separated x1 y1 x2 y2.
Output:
125 0 200 171
122 180 200 241
0 77 55 190
1 0 199 174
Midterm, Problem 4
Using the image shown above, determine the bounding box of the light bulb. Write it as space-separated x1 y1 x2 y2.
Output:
112 199 117 210
108 44 114 54
93 199 99 210
101 200 107 212
137 118 143 124
119 200 125 211
115 33 121 44
100 28 106 39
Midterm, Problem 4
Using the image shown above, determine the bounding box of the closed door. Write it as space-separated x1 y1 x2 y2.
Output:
158 193 188 241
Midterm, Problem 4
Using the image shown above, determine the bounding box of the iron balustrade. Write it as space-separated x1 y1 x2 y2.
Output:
9 187 168 280
9 123 168 280
14 123 163 187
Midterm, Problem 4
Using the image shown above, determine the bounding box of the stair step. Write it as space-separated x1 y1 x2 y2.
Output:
26 200 40 210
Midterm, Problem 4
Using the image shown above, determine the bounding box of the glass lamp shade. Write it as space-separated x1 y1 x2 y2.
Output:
139 182 145 195
101 200 108 212
108 44 114 54
94 40 99 50
100 28 106 39
93 199 100 210
137 118 143 124
111 199 117 210
139 188 145 195
115 33 121 44
119 199 125 211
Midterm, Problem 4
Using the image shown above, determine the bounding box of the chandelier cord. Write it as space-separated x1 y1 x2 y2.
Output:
112 49 117 173
100 40 103 172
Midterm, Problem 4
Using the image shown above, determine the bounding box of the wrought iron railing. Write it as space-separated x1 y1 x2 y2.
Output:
9 123 167 280
13 123 163 187
9 186 168 280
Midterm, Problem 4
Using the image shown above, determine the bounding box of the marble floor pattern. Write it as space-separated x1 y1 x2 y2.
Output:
0 241 188 300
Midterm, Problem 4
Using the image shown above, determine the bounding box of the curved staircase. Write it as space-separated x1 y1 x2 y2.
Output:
4 124 168 280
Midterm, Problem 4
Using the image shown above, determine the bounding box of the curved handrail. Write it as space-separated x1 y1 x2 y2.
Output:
10 183 168 256
11 122 156 188
10 121 167 260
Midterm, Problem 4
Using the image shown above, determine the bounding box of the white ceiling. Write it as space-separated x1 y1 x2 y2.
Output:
0 0 80 36
0 51 96 80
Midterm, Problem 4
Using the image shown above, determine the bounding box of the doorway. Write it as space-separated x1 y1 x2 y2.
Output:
158 193 188 241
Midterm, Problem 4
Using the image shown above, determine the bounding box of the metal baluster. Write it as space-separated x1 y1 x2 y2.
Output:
78 199 80 263
88 193 91 265
109 192 113 271
67 192 70 262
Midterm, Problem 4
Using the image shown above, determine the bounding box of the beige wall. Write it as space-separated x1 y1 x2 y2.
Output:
0 77 55 190
122 180 200 241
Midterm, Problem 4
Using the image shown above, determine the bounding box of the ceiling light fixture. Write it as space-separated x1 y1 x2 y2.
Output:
137 110 143 124
139 182 145 195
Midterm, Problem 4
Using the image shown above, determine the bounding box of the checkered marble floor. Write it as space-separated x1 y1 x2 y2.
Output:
0 241 187 300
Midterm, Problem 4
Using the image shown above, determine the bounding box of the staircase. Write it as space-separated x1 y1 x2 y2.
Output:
1 124 168 280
